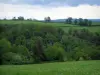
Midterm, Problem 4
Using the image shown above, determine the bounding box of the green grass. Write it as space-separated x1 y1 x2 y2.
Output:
0 20 75 27
61 26 100 33
0 20 100 32
0 60 100 75
92 22 100 25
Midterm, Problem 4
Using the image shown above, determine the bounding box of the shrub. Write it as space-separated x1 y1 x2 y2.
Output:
44 44 66 61
2 52 34 64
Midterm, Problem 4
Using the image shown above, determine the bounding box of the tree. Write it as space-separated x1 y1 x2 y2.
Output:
2 52 22 64
33 37 47 62
45 33 57 45
84 19 88 26
88 20 92 26
0 39 12 64
65 19 68 24
78 18 84 26
0 25 4 33
74 19 78 25
0 38 12 54
66 17 73 24
2 52 33 64
44 43 66 61
15 35 26 46
4 18 7 20
18 16 24 20
44 16 51 22
12 17 16 20
27 18 32 21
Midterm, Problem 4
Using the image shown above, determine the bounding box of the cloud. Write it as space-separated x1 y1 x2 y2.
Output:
0 0 100 6
0 3 100 20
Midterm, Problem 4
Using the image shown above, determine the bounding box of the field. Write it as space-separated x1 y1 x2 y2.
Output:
0 20 100 33
61 26 100 32
0 60 100 75
0 20 100 75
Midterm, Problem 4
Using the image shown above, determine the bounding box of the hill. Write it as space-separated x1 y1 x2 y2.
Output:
51 19 100 22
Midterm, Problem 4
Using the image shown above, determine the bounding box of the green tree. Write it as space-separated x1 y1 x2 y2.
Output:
45 33 57 45
2 52 22 64
0 25 4 33
0 39 12 64
15 35 26 46
11 45 29 56
79 18 83 26
33 37 47 62
12 17 16 20
44 16 51 22
67 17 73 24
65 19 68 24
74 19 78 25
18 16 24 20
84 19 88 26
88 20 92 26
44 43 66 61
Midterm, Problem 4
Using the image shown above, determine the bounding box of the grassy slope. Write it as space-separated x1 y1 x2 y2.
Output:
61 26 100 33
0 20 100 33
0 60 100 75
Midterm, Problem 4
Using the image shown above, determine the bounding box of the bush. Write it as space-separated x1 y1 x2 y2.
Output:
44 44 66 61
0 38 12 54
2 52 22 64
0 38 12 64
11 45 30 56
2 52 34 64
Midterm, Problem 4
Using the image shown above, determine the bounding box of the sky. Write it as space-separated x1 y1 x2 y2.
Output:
0 0 100 20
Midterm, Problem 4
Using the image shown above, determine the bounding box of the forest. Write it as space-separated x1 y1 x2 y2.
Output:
0 18 100 65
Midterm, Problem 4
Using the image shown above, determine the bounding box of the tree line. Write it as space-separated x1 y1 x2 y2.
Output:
66 17 92 26
0 16 92 26
44 16 92 26
0 23 100 65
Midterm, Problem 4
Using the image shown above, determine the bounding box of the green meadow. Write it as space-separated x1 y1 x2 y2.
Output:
0 20 100 33
0 60 100 75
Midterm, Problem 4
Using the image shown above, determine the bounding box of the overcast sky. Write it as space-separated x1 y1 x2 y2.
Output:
0 0 100 20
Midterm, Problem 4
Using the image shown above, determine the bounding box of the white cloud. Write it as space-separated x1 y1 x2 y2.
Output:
0 3 100 20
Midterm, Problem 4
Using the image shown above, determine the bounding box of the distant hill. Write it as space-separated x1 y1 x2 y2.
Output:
50 19 100 22
89 19 100 22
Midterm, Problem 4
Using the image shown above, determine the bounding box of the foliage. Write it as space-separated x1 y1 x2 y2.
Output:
2 52 33 64
66 17 73 24
18 16 24 20
44 16 51 22
74 19 78 25
44 43 66 61
0 20 100 65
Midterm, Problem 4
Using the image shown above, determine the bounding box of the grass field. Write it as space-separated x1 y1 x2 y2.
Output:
0 20 100 33
61 26 100 32
0 60 100 75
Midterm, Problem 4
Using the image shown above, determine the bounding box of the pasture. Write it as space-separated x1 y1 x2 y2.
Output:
0 20 100 33
0 60 100 75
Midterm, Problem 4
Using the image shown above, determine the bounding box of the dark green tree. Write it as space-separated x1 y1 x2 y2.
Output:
0 39 12 64
18 16 24 20
78 18 84 26
44 16 51 22
74 19 78 25
67 17 73 24
88 20 92 26
33 37 47 62
12 17 16 20
84 19 88 26
44 43 66 61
